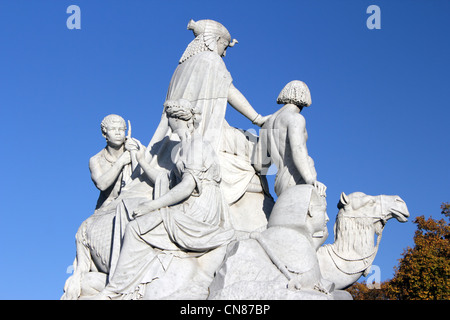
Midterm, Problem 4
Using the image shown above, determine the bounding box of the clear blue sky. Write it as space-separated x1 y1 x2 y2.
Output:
1 0 449 299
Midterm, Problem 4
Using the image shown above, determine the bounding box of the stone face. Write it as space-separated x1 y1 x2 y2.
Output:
62 18 410 301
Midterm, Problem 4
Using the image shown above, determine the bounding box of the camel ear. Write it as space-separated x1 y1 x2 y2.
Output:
340 192 349 204
338 192 350 209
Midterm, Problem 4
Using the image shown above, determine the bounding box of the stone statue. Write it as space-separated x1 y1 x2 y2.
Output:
90 114 133 210
62 114 134 300
317 191 409 290
96 99 235 299
209 187 409 299
255 80 326 197
62 19 410 301
147 19 273 235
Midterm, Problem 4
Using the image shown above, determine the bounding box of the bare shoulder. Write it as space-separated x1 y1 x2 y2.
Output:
89 149 106 168
278 110 305 128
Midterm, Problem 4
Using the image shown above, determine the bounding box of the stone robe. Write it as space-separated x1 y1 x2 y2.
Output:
103 135 234 299
147 50 258 205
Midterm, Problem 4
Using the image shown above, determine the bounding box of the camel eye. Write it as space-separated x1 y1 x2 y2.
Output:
395 198 404 203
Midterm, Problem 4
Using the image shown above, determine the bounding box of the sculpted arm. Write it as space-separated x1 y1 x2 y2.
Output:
228 83 269 126
89 153 130 191
137 158 161 184
133 173 196 216
287 115 317 185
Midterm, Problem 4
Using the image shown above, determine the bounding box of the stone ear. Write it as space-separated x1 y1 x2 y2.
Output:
339 192 350 207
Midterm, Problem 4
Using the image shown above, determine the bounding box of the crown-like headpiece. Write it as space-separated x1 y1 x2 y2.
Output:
187 19 238 47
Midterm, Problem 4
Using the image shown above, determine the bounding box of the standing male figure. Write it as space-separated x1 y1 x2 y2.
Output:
255 80 326 197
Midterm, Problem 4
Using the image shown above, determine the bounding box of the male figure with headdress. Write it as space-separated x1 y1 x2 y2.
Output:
255 80 326 197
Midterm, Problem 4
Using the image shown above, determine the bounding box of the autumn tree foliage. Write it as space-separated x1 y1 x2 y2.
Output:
347 203 450 300
345 281 391 300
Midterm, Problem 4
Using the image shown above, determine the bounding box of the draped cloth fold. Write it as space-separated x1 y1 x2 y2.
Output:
146 50 257 206
102 136 234 299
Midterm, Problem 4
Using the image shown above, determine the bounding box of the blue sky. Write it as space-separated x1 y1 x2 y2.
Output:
0 0 449 299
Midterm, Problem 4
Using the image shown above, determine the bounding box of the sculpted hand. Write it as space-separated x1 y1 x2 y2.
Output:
253 114 271 127
125 137 139 152
313 181 327 197
124 120 146 164
118 150 132 167
133 200 159 218
126 138 146 162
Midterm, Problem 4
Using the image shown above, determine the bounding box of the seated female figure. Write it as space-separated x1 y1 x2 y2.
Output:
98 99 234 299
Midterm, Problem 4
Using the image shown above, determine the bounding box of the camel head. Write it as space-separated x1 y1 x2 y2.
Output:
333 192 409 259
338 192 409 224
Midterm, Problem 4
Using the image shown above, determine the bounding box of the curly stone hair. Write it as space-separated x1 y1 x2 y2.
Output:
277 80 312 107
164 99 202 128
100 114 126 136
